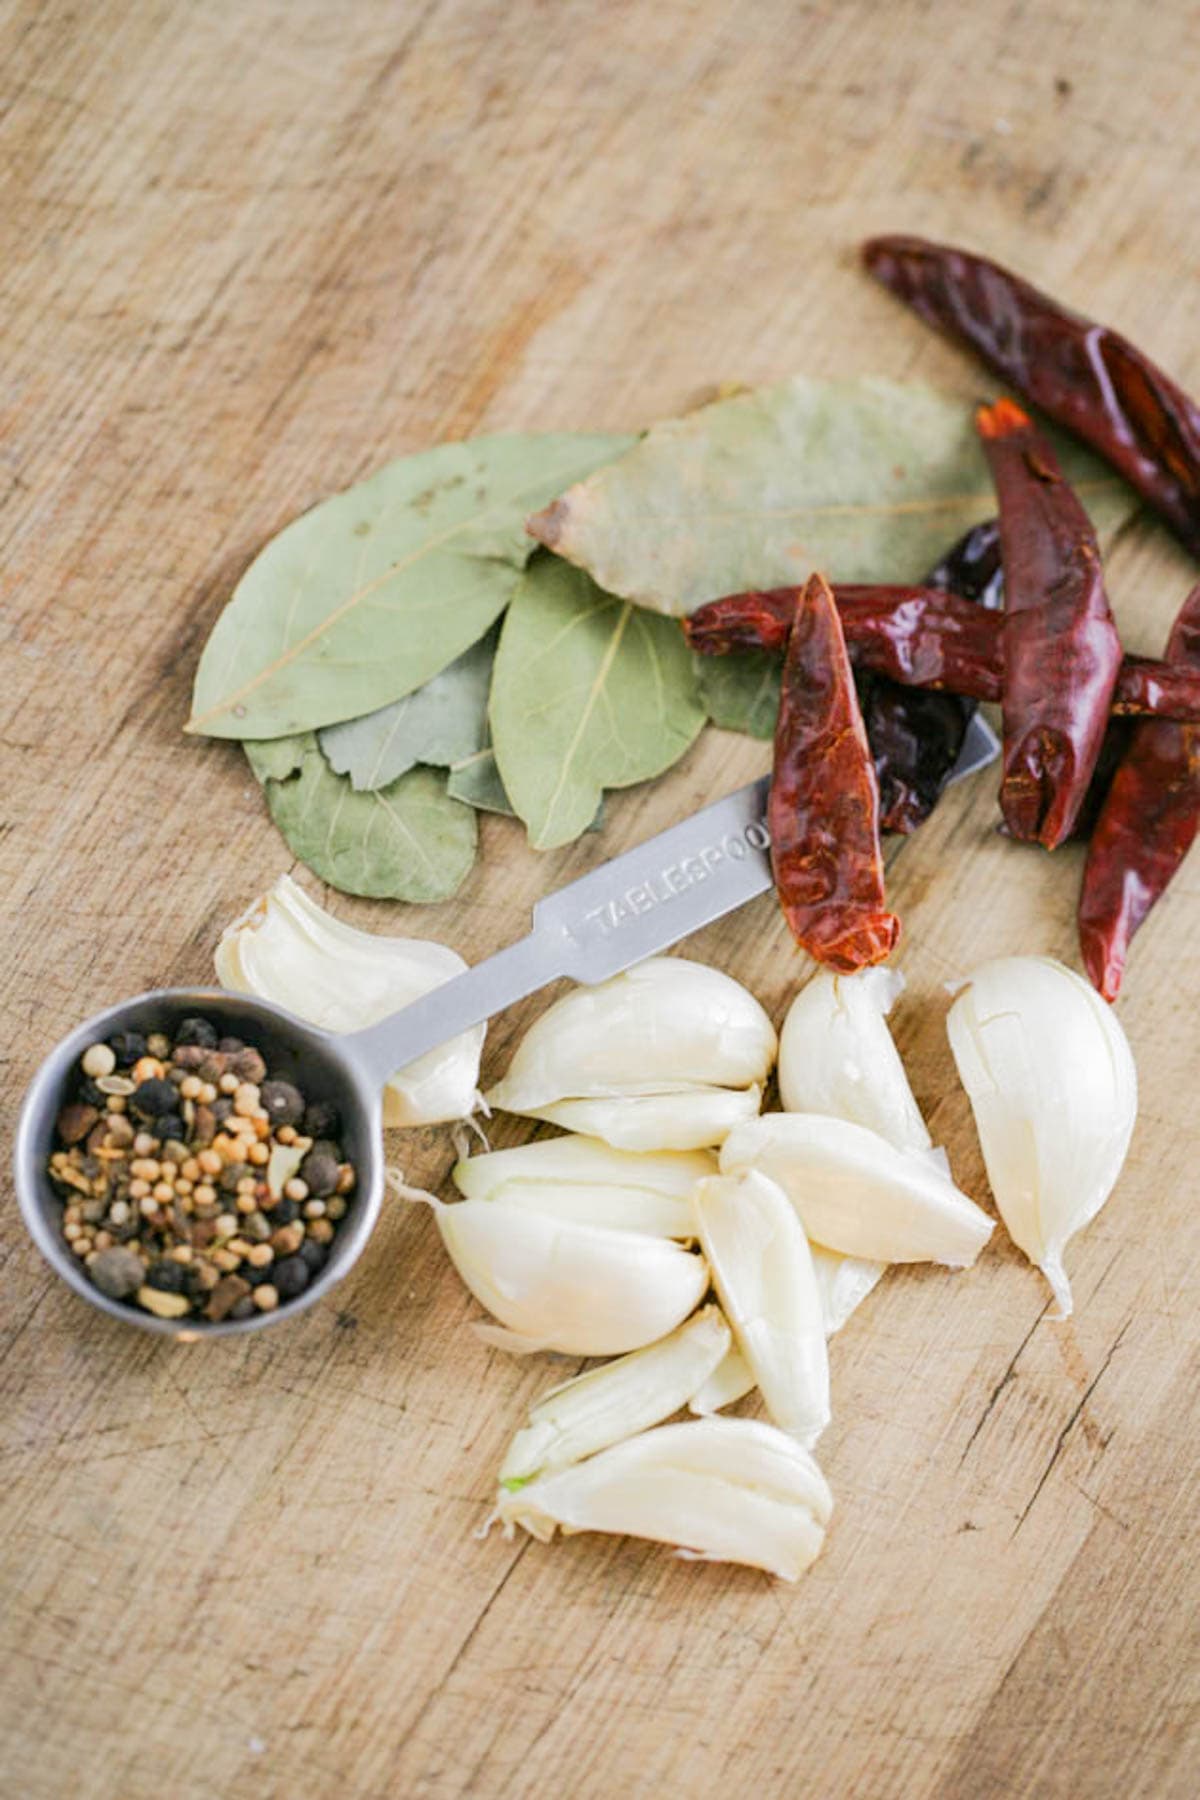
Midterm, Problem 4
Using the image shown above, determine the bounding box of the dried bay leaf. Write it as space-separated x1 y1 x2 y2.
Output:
244 735 307 782
447 745 607 833
693 649 781 740
528 376 1139 615
319 627 497 791
245 733 476 902
446 747 515 816
189 432 635 741
490 556 705 850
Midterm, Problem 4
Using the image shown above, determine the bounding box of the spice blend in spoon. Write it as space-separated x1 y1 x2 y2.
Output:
47 1017 357 1323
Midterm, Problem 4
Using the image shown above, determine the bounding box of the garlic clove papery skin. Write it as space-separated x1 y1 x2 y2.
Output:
216 874 483 1127
693 1172 830 1447
690 1247 884 1415
454 1135 715 1202
485 957 776 1111
509 1085 763 1152
946 954 1138 1318
720 1114 993 1266
434 1201 710 1356
779 968 933 1155
496 1416 833 1580
498 1306 730 1485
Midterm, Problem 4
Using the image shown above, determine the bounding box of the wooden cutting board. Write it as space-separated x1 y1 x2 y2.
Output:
2 3 1198 1796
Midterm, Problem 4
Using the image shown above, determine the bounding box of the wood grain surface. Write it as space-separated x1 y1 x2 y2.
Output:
2 2 1199 1796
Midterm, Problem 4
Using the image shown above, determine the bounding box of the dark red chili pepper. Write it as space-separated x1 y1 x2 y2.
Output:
862 235 1200 556
686 588 1200 721
858 520 1003 832
1078 584 1200 1000
768 573 899 969
977 397 1123 848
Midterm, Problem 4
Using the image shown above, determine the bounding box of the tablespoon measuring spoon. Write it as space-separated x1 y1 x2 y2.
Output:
14 715 998 1338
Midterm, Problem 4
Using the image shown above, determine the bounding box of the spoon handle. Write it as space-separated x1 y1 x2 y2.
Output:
343 710 1001 1091
342 776 774 1088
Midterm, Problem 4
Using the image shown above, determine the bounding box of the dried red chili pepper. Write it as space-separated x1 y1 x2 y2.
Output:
857 520 1003 832
977 397 1123 848
863 235 1200 556
1078 584 1200 1000
686 587 1200 721
768 572 899 969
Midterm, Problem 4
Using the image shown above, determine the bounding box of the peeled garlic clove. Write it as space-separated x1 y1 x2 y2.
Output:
947 954 1137 1318
690 1246 883 1415
720 1114 992 1266
483 1181 697 1239
811 1245 886 1334
511 1085 762 1152
433 1199 709 1356
216 874 483 1127
695 1248 890 1421
486 957 776 1110
693 1172 830 1446
499 1306 731 1486
689 1344 755 1415
454 1135 714 1202
496 1416 833 1580
453 1135 711 1234
779 967 932 1154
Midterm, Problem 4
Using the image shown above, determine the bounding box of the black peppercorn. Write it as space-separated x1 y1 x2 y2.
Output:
108 1030 148 1065
298 1238 328 1273
175 1017 219 1049
260 1080 305 1127
299 1149 340 1197
302 1101 341 1140
267 1196 299 1225
156 1114 186 1144
77 1077 108 1107
228 1296 257 1321
273 1255 311 1300
145 1259 188 1294
131 1078 181 1118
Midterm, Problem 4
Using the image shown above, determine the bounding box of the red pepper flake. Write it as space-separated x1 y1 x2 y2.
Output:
978 398 1124 849
768 573 900 970
1079 584 1200 1001
863 235 1200 557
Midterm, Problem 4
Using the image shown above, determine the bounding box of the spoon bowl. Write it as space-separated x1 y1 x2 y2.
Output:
15 988 385 1339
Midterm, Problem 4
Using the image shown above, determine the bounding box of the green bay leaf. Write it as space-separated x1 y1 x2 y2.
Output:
245 733 476 902
319 626 498 791
693 649 781 739
528 376 1139 615
447 745 606 833
490 556 705 850
446 747 515 816
189 431 635 740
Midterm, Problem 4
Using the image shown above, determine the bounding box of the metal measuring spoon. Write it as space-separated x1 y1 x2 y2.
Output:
13 714 999 1340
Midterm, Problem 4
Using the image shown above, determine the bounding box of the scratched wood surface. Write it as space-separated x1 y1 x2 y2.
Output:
3 2 1199 1795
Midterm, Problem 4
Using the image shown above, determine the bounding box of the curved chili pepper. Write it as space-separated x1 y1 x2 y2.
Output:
859 520 1003 832
863 235 1200 556
768 573 899 969
686 588 1200 720
1079 584 1200 1000
978 398 1123 848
